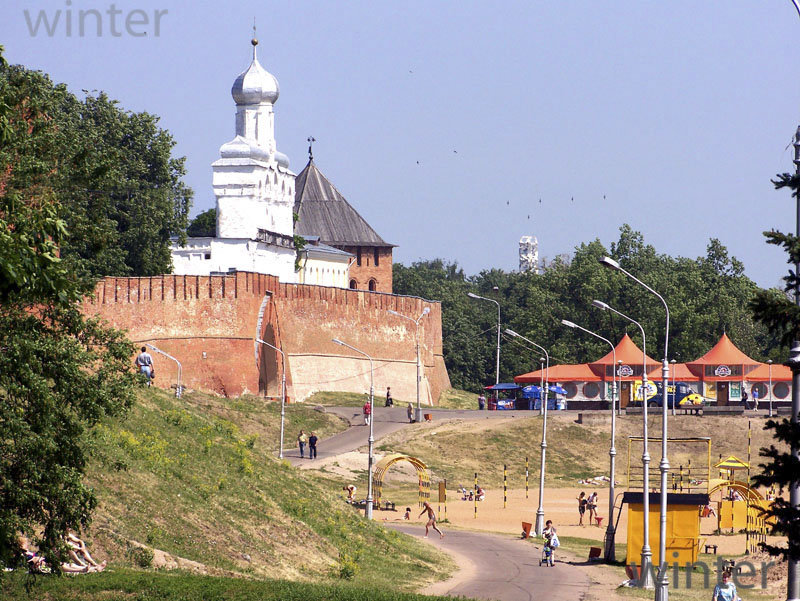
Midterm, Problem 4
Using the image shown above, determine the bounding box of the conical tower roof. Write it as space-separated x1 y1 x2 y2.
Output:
590 333 660 368
294 159 394 247
687 333 758 366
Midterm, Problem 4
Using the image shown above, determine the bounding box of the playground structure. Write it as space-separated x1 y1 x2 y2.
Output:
371 453 431 508
623 436 711 565
622 432 773 563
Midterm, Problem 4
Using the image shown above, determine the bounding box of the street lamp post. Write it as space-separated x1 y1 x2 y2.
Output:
333 338 375 520
768 359 774 418
145 343 183 398
671 359 677 417
600 256 670 600
505 328 549 536
561 319 618 562
468 292 501 385
618 359 623 416
388 307 430 423
256 338 286 459
592 300 654 588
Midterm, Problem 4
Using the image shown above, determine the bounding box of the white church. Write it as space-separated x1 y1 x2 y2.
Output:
171 38 353 288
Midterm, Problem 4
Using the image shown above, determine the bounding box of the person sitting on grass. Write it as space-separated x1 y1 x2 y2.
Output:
65 532 106 572
476 486 485 501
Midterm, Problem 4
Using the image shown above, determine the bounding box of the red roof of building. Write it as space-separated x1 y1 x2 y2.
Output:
514 363 602 384
744 363 792 382
646 363 700 382
590 333 660 368
686 333 758 367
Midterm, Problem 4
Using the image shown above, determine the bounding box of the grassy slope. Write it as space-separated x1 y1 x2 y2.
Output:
306 388 478 410
376 412 784 489
1 568 465 601
79 388 453 592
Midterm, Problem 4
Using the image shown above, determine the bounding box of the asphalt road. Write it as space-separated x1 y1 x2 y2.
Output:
283 406 552 464
389 524 589 601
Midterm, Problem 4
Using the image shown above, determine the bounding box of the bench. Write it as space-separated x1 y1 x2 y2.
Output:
704 544 718 554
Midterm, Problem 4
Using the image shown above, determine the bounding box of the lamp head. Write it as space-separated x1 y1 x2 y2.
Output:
467 292 480 299
670 359 676 364
561 319 577 328
387 309 400 317
422 307 430 316
768 359 773 365
492 286 499 291
332 338 345 346
592 300 610 311
256 338 266 345
600 256 621 270
504 328 519 338
540 357 545 363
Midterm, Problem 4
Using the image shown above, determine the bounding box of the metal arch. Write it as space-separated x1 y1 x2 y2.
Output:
372 453 431 507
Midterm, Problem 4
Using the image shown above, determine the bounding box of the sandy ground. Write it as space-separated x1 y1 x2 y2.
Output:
378 486 781 559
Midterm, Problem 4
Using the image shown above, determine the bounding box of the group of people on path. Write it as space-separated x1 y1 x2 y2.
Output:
296 430 318 459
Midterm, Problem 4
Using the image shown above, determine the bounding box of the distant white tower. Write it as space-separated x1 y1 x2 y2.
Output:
519 236 539 274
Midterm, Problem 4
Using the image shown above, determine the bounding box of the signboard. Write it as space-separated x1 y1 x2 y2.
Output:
618 365 634 378
730 382 741 399
438 481 447 503
704 382 717 400
633 379 658 402
714 365 732 378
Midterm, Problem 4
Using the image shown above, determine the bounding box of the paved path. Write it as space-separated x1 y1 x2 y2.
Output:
283 406 542 464
389 524 589 601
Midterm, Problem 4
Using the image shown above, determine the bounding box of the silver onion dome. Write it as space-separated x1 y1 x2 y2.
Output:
231 38 279 105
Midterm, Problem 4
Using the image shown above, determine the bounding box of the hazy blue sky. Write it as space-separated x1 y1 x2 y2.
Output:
3 1 800 287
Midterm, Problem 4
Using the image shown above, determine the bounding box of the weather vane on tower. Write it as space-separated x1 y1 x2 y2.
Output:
307 136 316 161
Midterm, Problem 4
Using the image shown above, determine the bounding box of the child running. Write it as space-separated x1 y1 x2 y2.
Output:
418 501 445 539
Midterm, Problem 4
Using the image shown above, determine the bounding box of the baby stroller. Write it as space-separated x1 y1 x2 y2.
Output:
539 536 557 567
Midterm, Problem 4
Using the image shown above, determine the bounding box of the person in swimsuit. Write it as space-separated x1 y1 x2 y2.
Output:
418 501 445 539
577 491 587 526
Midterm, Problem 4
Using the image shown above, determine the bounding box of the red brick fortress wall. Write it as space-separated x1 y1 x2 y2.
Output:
81 272 449 403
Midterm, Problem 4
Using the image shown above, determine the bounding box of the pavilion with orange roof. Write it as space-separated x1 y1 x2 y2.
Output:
513 332 791 410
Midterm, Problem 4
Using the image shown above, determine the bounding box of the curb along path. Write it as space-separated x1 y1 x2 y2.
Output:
389 524 589 601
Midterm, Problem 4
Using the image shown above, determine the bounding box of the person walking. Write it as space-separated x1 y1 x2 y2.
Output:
297 430 308 458
478 393 486 410
407 402 414 423
308 432 318 459
577 491 587 526
752 387 760 411
418 501 445 539
363 399 372 426
741 388 749 410
712 570 739 601
385 387 393 407
135 346 154 386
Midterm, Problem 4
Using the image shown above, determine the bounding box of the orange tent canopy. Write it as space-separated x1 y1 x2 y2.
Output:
590 333 660 368
514 363 602 384
647 363 699 382
745 363 792 382
686 333 758 366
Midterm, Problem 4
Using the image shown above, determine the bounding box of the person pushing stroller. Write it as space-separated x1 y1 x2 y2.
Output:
540 520 559 567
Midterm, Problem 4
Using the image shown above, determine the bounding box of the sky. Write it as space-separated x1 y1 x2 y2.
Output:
2 0 800 288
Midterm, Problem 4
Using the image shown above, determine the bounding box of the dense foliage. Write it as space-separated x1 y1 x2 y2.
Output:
394 225 782 391
0 47 136 569
0 61 192 282
751 171 800 563
186 208 216 237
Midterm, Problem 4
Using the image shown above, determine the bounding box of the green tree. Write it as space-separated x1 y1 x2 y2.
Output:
187 208 216 237
750 171 800 564
0 63 192 282
0 47 135 570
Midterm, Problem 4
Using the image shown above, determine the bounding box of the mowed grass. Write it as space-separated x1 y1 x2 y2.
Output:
80 388 454 591
436 388 480 409
0 568 472 601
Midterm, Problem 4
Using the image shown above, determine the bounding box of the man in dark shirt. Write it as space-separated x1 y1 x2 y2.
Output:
308 432 318 459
